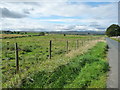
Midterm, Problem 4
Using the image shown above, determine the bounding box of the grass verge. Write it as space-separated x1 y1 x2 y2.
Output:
21 42 109 88
110 37 120 42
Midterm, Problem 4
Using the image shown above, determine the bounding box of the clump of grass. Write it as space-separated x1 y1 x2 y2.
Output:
22 46 32 52
88 73 107 88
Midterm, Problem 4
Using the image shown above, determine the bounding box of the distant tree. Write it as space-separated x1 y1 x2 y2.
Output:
3 30 13 34
88 33 90 35
13 31 16 34
11 32 14 34
106 24 120 37
6 31 11 34
64 34 66 36
16 32 20 34
39 32 45 36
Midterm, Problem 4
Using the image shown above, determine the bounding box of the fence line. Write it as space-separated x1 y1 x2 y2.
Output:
3 37 100 74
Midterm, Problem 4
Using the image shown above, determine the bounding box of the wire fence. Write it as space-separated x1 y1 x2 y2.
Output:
2 36 102 83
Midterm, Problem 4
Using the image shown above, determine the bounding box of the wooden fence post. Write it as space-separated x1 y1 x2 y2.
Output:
49 40 52 59
7 41 9 50
15 43 19 73
66 40 68 53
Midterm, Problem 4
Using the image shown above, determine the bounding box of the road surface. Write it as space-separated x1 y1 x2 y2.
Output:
106 38 120 89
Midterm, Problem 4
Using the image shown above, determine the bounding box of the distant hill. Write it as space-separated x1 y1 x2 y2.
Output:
1 30 105 35
46 31 105 35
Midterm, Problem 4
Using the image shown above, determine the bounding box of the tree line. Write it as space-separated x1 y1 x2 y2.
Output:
2 31 27 34
2 31 45 36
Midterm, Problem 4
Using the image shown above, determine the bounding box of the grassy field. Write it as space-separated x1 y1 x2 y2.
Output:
1 34 108 88
21 42 109 88
0 34 27 38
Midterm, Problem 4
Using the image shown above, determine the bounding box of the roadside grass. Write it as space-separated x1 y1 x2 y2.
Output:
110 37 120 42
88 73 107 88
21 42 109 88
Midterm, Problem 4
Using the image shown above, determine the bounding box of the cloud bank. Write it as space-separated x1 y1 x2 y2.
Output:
0 0 118 31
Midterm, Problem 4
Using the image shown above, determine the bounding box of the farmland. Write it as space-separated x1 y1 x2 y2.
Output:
1 34 109 88
0 34 27 38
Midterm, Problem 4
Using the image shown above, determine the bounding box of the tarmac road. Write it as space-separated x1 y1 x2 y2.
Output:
106 38 119 89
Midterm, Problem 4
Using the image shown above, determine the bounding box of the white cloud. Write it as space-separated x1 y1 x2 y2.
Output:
0 1 118 31
1 0 119 2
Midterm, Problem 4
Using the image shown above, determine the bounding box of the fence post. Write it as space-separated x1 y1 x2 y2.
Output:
66 40 68 53
49 40 52 59
15 43 19 73
7 41 9 50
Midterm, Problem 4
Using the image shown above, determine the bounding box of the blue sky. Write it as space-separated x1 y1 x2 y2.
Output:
84 2 112 6
1 1 118 31
67 1 112 6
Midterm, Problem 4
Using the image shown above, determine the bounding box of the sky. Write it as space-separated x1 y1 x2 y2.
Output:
0 0 118 31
